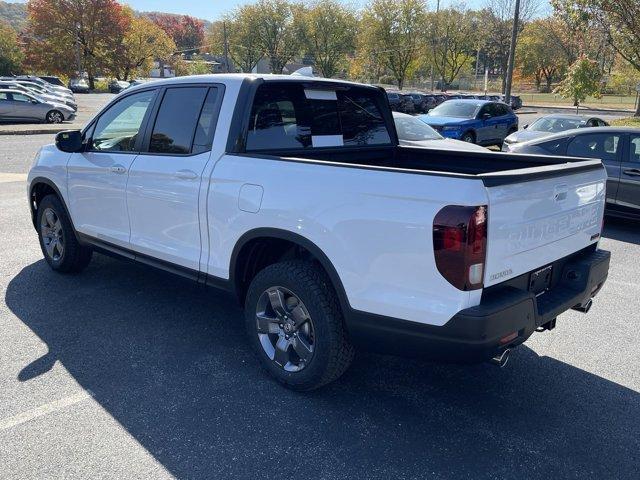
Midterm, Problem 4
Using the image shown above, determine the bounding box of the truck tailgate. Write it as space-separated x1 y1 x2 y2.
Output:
483 162 606 288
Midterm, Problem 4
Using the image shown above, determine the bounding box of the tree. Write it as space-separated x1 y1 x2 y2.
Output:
0 20 23 75
146 13 205 53
517 18 567 91
252 0 305 73
105 10 176 81
479 0 539 91
359 0 427 89
554 55 602 112
300 0 357 78
553 0 640 116
430 8 477 89
25 0 129 88
208 6 263 73
174 56 212 76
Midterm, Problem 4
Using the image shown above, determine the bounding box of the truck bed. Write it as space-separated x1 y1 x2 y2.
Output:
241 145 602 186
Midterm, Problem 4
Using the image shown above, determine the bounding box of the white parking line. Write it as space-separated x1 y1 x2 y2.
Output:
0 173 27 183
0 391 93 431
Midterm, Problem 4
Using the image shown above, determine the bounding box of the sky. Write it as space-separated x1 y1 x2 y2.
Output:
8 0 550 21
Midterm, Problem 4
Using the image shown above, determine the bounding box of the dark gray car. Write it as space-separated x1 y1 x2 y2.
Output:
0 89 76 123
507 127 640 219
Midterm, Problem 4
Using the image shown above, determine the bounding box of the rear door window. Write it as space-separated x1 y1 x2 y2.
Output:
629 135 640 163
149 87 209 154
567 133 621 162
245 83 392 151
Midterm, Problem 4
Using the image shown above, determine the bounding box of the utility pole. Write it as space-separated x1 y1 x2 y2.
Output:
429 0 441 91
503 0 521 105
223 21 230 73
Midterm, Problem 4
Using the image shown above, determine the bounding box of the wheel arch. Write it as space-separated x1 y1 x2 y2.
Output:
461 129 476 142
229 228 351 314
29 177 73 230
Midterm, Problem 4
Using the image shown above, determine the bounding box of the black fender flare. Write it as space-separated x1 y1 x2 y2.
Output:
229 227 352 314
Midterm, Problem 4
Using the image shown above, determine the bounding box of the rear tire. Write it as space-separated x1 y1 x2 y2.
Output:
46 110 63 124
245 260 355 390
37 194 92 273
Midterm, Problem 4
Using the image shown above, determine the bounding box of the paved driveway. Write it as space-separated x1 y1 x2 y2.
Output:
0 135 638 480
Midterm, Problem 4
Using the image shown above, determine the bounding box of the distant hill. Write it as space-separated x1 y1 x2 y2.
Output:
0 1 27 31
0 2 211 32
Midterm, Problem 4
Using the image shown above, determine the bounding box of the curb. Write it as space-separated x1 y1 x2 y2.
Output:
0 128 68 136
525 104 634 115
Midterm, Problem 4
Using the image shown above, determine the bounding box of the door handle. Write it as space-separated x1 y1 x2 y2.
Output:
623 168 640 176
174 169 198 180
110 165 127 174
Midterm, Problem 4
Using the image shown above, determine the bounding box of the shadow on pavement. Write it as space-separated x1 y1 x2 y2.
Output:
6 256 640 479
603 216 639 245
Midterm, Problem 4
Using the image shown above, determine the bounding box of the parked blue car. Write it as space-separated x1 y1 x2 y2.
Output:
417 99 518 146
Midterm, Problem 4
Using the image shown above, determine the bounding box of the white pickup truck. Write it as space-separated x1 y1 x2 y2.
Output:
28 74 610 390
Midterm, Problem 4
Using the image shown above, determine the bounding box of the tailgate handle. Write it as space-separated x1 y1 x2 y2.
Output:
623 168 640 176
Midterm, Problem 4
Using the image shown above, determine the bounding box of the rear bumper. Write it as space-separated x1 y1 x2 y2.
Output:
345 247 610 363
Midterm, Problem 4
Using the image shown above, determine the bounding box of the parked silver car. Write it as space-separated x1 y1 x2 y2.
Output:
0 89 76 123
1 78 77 109
0 81 77 111
14 75 73 96
502 114 609 151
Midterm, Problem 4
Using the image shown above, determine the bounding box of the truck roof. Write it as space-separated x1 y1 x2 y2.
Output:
126 73 375 92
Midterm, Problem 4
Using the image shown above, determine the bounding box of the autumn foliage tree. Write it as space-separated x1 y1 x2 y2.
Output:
105 8 176 81
208 7 264 73
300 0 357 78
146 13 205 53
0 20 23 75
554 55 602 112
517 18 567 91
252 0 305 74
25 0 129 88
359 0 427 89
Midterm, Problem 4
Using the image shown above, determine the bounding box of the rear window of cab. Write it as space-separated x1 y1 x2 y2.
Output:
245 83 392 151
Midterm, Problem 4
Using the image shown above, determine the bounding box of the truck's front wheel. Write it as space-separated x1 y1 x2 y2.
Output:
245 260 354 390
37 194 92 273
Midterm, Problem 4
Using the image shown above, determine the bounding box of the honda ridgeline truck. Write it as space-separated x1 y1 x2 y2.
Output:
27 74 610 390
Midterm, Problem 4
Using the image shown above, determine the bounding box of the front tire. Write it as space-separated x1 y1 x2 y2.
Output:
461 131 476 143
37 194 92 273
46 110 64 124
245 260 355 390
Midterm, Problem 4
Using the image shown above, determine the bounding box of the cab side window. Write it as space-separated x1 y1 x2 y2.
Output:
91 90 155 153
566 133 620 162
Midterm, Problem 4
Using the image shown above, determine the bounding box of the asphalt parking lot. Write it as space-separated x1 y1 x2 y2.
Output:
0 100 639 479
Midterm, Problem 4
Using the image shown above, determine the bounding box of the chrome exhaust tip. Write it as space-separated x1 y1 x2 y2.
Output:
489 349 511 368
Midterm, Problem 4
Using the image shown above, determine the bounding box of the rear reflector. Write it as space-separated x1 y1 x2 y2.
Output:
433 205 487 290
499 331 518 344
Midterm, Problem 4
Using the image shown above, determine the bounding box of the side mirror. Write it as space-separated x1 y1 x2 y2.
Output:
482 113 491 120
55 130 83 153
523 124 528 129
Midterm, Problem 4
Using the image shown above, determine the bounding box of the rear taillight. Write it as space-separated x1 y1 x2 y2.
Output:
433 205 487 290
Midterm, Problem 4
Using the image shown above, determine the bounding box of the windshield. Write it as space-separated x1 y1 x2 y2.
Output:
428 101 479 118
529 117 586 132
394 115 443 141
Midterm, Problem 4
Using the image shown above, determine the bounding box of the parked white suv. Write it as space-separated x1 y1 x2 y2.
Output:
27 74 610 389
